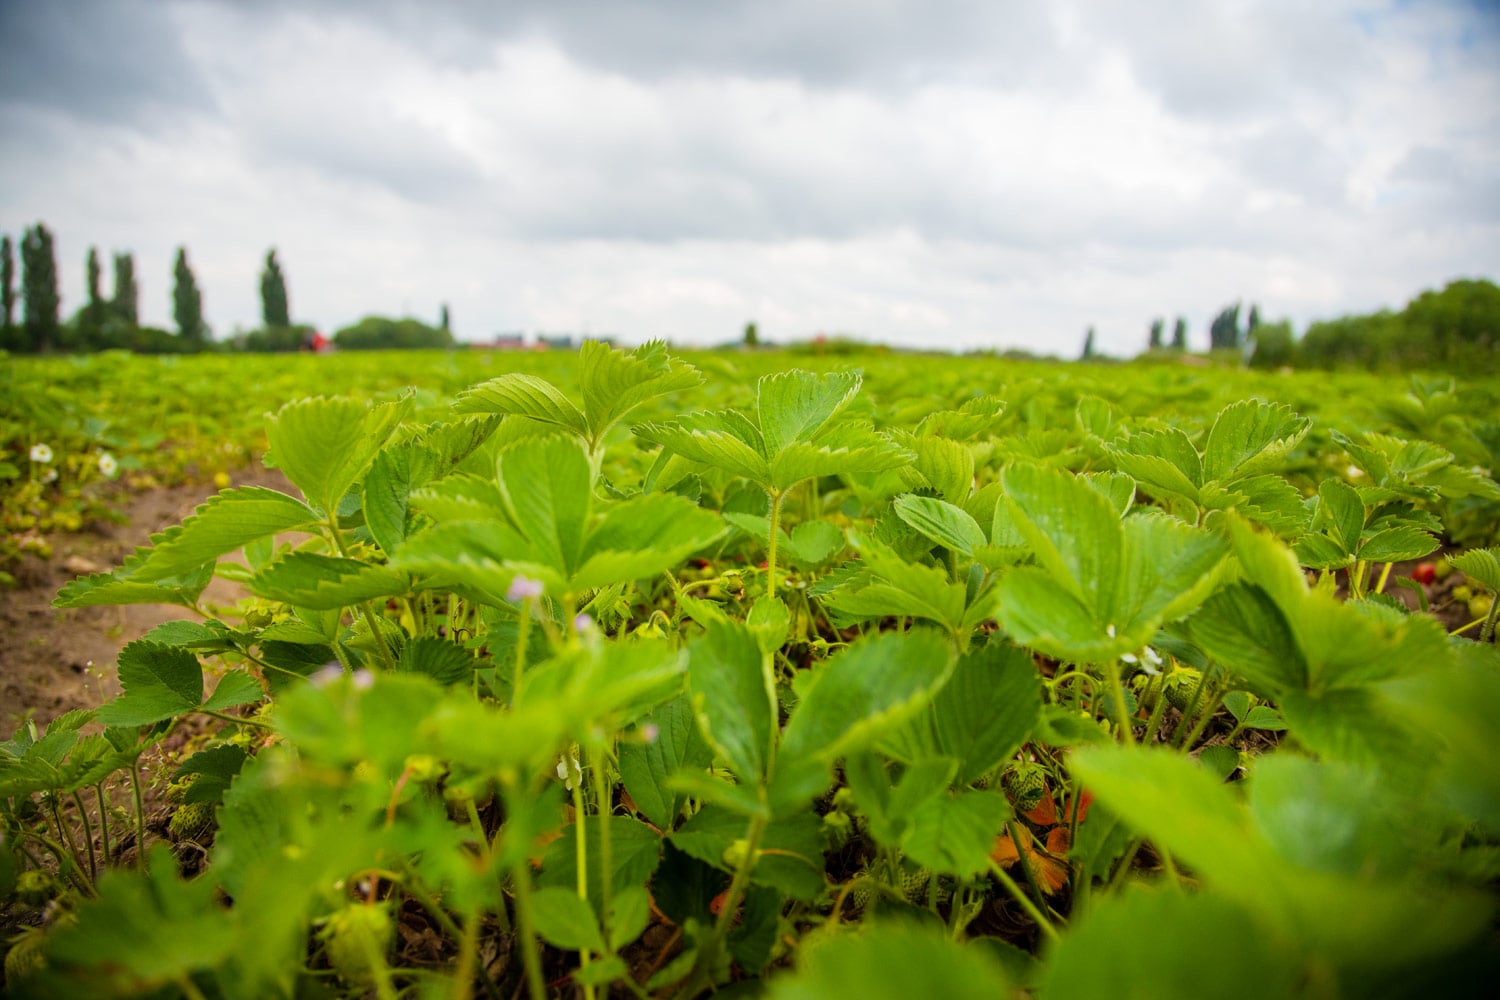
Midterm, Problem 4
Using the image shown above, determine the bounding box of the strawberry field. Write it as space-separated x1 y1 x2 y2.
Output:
3 343 1499 998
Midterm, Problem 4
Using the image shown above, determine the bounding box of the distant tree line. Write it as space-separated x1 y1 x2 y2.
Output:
0 221 457 355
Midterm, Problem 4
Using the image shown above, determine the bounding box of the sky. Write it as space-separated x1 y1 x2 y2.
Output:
1 0 1498 356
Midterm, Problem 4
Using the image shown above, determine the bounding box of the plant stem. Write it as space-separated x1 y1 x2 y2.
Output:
592 743 616 975
47 794 85 881
1481 596 1499 644
765 487 784 599
508 854 549 1000
1374 561 1395 594
513 596 533 705
72 790 98 882
1102 658 1136 746
986 858 1060 943
452 905 481 1000
1004 821 1048 912
130 762 148 869
570 766 598 1000
94 782 112 866
199 708 273 730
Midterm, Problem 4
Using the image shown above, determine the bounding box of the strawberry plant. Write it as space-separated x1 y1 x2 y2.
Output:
4 342 1498 998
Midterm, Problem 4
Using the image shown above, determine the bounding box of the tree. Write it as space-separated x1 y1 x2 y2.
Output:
1171 316 1188 351
332 315 455 350
1148 317 1164 350
744 321 759 347
1248 320 1294 369
173 246 207 344
440 303 450 332
1209 303 1242 350
1081 325 1097 361
1247 304 1262 335
1 235 16 346
77 246 110 347
20 223 60 352
111 252 139 327
260 249 290 328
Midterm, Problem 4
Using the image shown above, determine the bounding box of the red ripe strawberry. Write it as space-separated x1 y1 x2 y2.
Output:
1412 562 1437 585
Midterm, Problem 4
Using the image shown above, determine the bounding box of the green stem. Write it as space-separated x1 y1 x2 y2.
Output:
1140 677 1171 745
986 858 1060 943
570 763 598 1000
1004 821 1048 913
508 854 549 1000
1374 561 1395 595
94 782 112 867
47 794 85 881
684 809 770 995
1102 658 1136 746
198 708 273 730
130 762 148 870
592 743 617 977
1481 596 1499 644
72 790 97 882
513 596 533 705
765 487 784 599
452 906 481 1000
326 511 397 671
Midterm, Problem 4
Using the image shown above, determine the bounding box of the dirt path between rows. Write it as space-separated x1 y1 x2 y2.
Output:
1 467 293 735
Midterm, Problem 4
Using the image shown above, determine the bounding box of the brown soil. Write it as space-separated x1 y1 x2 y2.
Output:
1 466 294 736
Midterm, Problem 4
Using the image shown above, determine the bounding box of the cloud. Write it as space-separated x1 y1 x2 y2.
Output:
0 0 1496 357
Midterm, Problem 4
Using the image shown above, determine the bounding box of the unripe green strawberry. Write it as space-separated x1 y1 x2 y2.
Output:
1470 594 1494 620
821 809 853 851
1451 584 1473 603
848 881 872 912
1432 557 1454 580
14 869 60 907
4 926 48 983
899 865 931 903
1162 668 1203 713
1003 762 1048 813
169 801 217 841
320 903 393 986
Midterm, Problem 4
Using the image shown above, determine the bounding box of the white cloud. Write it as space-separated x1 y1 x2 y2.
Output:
1 0 1496 356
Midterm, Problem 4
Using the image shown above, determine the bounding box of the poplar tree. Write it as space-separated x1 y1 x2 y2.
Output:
82 247 107 345
1148 317 1164 350
261 249 290 327
1 235 15 339
112 252 139 327
1171 317 1188 350
1081 325 1097 360
21 223 60 352
173 246 207 343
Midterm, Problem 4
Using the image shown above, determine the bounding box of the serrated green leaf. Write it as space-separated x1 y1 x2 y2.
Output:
96 641 203 727
756 369 862 455
670 806 825 901
530 887 606 951
1190 583 1307 694
127 487 321 581
265 394 411 514
907 433 976 504
573 494 726 591
1451 547 1500 591
892 494 987 556
781 629 953 765
453 372 589 435
1002 463 1122 612
688 622 773 786
247 552 408 610
53 559 215 609
202 672 264 712
905 789 1011 877
578 339 702 442
767 432 911 492
497 435 591 577
1105 427 1202 503
766 920 1013 1000
635 410 770 482
784 520 844 568
1358 525 1439 563
620 695 715 830
396 636 475 685
538 816 664 902
1202 399 1311 482
364 441 441 555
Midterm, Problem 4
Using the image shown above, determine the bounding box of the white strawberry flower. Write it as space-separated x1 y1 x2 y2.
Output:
29 443 53 464
97 452 118 477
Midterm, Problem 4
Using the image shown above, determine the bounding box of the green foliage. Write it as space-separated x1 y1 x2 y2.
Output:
172 246 207 343
20 222 60 352
333 314 454 350
259 248 290 328
8 341 1500 999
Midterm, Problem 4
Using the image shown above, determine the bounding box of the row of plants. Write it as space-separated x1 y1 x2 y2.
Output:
2 342 1498 997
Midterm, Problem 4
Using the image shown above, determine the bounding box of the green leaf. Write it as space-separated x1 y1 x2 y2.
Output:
1317 478 1366 553
1190 583 1307 694
247 552 409 610
843 753 956 847
364 441 441 556
537 816 664 902
453 372 589 436
1001 463 1122 613
1104 427 1202 503
53 562 215 610
1202 399 1311 482
578 339 702 442
127 487 321 581
174 745 248 804
634 410 770 483
619 695 715 830
670 806 826 901
573 494 726 591
755 369 862 455
265 394 411 514
396 636 475 685
881 642 1042 784
1039 886 1297 1000
765 920 1013 1000
497 436 592 577
892 494 987 556
96 641 203 727
780 629 954 765
1357 525 1439 563
1450 547 1500 591
32 845 236 994
784 520 844 568
202 671 264 712
907 434 976 503
530 887 606 951
687 622 773 786
904 789 1011 877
